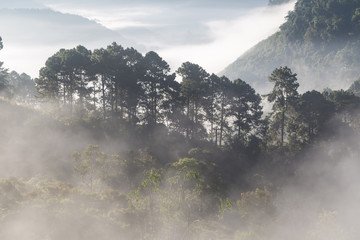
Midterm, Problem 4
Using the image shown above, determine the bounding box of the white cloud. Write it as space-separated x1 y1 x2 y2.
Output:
1 44 70 77
157 1 296 74
0 1 295 78
45 4 162 29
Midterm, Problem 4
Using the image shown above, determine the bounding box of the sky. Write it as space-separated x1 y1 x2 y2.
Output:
0 0 296 78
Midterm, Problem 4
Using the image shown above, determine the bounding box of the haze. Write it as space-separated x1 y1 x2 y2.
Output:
0 0 295 77
2 0 360 239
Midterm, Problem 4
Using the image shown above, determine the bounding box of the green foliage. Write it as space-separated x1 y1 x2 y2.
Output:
139 51 177 127
267 66 299 147
177 62 210 140
348 78 360 96
230 79 263 141
35 45 93 116
4 25 360 239
236 188 275 236
292 90 335 143
72 145 122 192
323 89 360 129
221 0 360 92
281 0 360 42
0 62 9 96
7 71 36 103
0 37 10 98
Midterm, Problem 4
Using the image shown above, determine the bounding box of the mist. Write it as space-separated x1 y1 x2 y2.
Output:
52 0 296 74
2 95 360 239
271 130 360 239
0 1 295 77
2 0 360 239
158 1 296 74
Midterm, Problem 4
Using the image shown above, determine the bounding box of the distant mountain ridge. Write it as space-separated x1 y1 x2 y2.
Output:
0 8 126 45
221 0 360 93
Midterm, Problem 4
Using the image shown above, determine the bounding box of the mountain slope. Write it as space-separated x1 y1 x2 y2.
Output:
221 0 360 93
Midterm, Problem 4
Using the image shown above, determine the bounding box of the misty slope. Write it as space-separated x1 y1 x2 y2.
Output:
0 99 80 179
0 99 130 180
221 0 360 93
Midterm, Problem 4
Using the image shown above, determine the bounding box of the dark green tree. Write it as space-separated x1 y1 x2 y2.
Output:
91 47 114 119
8 71 36 103
0 62 9 96
348 78 360 96
293 90 335 144
267 66 299 147
203 74 221 144
35 64 61 105
177 62 210 140
139 51 175 127
36 46 93 115
211 75 233 146
324 89 360 124
121 47 143 125
0 37 10 97
230 79 263 142
105 42 130 117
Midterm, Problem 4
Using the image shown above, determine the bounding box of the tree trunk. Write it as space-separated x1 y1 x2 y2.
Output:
281 109 285 147
220 102 225 146
101 74 106 120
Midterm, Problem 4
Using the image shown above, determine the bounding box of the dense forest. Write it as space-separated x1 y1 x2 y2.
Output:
222 0 360 93
1 3 360 238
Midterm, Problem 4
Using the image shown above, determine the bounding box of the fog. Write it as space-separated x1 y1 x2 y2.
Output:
0 0 295 77
2 0 360 239
50 1 296 74
1 92 360 239
271 134 360 240
158 2 296 74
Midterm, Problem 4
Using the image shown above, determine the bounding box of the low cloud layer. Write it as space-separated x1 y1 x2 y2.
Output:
158 2 296 74
0 0 295 79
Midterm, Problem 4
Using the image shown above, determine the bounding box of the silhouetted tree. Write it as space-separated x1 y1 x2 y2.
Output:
230 79 263 142
177 62 210 140
0 37 10 97
8 71 36 103
139 51 176 127
267 66 299 147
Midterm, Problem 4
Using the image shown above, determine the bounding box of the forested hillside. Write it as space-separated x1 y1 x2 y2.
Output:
1 13 360 239
222 0 360 93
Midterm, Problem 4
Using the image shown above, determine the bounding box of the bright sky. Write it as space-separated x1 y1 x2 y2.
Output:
0 0 295 78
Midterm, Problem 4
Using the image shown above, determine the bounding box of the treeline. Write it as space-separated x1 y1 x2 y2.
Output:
33 43 360 152
2 37 360 239
34 43 263 146
1 38 360 167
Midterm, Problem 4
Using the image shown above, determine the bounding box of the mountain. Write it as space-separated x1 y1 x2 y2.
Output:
221 0 360 93
0 8 129 46
0 8 140 77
